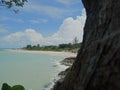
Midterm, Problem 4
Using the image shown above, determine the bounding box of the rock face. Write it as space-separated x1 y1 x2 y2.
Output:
60 57 76 66
57 0 120 90
51 57 76 90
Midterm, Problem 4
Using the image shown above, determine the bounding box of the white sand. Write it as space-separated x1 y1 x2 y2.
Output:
7 49 77 57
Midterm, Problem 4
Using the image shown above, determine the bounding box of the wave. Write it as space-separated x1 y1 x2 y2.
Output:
42 59 68 90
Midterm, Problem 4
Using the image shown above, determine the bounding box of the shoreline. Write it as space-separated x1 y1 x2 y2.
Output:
6 49 77 57
50 57 76 90
1 49 77 90
44 58 70 90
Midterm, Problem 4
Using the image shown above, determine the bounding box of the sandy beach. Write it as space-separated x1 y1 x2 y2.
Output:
7 49 77 57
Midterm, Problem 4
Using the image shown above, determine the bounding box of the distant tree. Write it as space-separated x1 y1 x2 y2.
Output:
26 45 32 50
73 37 79 44
37 44 40 48
59 44 67 48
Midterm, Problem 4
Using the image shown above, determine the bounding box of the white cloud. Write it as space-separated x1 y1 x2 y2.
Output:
45 8 86 45
0 29 8 33
2 29 43 47
56 0 80 4
0 16 24 23
29 20 40 24
23 2 69 18
0 25 8 33
29 19 48 24
1 9 86 48
22 1 80 18
13 19 24 23
0 16 9 21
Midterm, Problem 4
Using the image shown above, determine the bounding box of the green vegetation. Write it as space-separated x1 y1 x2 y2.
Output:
0 0 27 13
23 37 81 52
2 83 11 90
23 43 81 52
2 83 25 90
0 0 27 8
11 85 25 90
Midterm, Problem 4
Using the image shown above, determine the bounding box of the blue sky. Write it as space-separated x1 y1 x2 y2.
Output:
0 0 86 48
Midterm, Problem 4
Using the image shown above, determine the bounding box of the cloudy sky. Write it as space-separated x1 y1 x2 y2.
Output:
0 0 86 48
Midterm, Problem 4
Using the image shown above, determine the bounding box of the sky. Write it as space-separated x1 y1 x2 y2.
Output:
0 0 86 48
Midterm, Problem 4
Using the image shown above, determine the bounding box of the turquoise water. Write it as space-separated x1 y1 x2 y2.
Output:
0 50 66 90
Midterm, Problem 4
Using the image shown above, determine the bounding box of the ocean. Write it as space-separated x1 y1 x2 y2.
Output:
0 49 67 90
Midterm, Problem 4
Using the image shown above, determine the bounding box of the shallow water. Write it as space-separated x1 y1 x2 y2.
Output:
0 50 66 90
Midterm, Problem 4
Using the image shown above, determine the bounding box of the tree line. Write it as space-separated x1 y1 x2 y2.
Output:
23 42 81 52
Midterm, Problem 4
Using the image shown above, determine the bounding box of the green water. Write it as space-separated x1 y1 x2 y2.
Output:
0 50 66 90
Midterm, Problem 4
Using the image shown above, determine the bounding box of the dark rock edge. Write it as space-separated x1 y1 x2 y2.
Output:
50 57 76 90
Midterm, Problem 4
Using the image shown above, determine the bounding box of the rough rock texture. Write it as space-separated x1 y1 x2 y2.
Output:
57 0 120 90
60 57 76 66
51 57 76 90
